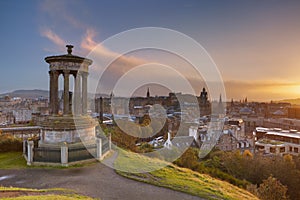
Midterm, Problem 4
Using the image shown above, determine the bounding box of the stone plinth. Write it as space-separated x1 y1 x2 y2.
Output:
39 115 98 145
41 126 95 144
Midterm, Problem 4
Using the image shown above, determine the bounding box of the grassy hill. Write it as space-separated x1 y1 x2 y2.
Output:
0 187 95 199
0 152 258 199
0 89 110 100
114 150 259 200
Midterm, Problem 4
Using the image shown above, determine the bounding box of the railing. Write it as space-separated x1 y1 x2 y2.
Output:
102 140 110 154
26 135 111 166
68 144 96 162
24 140 28 156
33 147 61 163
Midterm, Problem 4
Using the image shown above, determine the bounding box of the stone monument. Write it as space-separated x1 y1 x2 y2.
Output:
24 45 111 166
39 45 97 148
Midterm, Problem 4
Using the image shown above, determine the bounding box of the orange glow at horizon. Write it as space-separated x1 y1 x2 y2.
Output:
284 85 300 96
256 84 300 100
223 81 300 101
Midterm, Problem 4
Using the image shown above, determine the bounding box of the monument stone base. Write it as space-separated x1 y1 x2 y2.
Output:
39 115 98 145
27 115 103 166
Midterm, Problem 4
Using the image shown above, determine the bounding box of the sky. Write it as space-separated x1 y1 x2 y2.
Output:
1 0 300 101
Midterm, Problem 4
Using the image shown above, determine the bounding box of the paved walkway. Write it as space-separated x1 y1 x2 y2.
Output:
0 162 203 200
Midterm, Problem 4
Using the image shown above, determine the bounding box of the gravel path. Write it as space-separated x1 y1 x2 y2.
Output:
0 162 203 200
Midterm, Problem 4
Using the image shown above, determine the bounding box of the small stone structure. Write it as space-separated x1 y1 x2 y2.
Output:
25 45 110 166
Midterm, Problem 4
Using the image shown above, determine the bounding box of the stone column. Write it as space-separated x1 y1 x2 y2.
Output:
82 72 88 114
23 140 26 155
63 70 70 115
99 97 104 123
74 72 82 115
27 140 34 166
96 138 102 160
61 142 68 167
69 91 73 115
52 71 59 115
49 71 54 115
109 133 112 150
54 71 59 115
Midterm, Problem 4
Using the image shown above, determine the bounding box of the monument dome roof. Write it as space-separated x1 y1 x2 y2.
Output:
45 45 92 65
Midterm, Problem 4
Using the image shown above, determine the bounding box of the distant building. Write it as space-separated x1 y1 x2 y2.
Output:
0 96 22 107
198 88 211 116
288 107 300 119
95 87 212 120
216 131 239 151
164 129 200 149
13 109 32 123
216 119 251 152
263 118 300 130
255 127 300 156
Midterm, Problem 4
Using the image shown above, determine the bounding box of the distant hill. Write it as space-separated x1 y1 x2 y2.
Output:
0 89 49 99
278 98 300 105
0 89 110 100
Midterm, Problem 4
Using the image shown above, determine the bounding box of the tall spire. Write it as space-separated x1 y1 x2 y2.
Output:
218 93 225 117
200 87 208 104
147 87 150 98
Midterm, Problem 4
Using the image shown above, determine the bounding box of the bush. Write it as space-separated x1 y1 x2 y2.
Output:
0 134 23 152
257 175 288 200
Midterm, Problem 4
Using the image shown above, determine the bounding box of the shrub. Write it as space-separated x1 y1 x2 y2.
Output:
0 134 23 152
257 175 288 200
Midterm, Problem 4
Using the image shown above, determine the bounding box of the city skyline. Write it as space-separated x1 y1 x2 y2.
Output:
1 0 300 101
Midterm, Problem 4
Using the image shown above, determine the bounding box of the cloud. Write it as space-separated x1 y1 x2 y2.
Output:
80 28 146 67
39 0 86 29
39 0 146 68
40 28 66 50
36 3 251 100
80 28 98 52
39 26 300 102
80 29 146 62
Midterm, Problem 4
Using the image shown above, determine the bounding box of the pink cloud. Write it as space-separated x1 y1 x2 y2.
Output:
40 28 65 50
80 28 98 52
80 28 146 65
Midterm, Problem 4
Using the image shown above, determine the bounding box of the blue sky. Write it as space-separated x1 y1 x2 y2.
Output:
1 0 300 101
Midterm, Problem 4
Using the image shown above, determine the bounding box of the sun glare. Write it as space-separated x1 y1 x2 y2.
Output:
288 85 300 96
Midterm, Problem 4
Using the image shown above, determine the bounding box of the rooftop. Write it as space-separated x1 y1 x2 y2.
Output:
255 127 300 139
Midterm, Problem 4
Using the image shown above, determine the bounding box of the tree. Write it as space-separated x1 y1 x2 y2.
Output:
175 148 199 170
283 154 295 169
257 175 288 200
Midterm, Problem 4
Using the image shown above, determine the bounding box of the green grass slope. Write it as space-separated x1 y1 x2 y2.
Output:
0 187 96 200
115 150 259 200
0 152 27 169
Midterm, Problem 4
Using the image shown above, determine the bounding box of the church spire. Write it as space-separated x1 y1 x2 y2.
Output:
146 87 150 98
200 87 208 104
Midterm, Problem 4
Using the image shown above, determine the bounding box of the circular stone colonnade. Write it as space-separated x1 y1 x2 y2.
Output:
39 45 98 147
